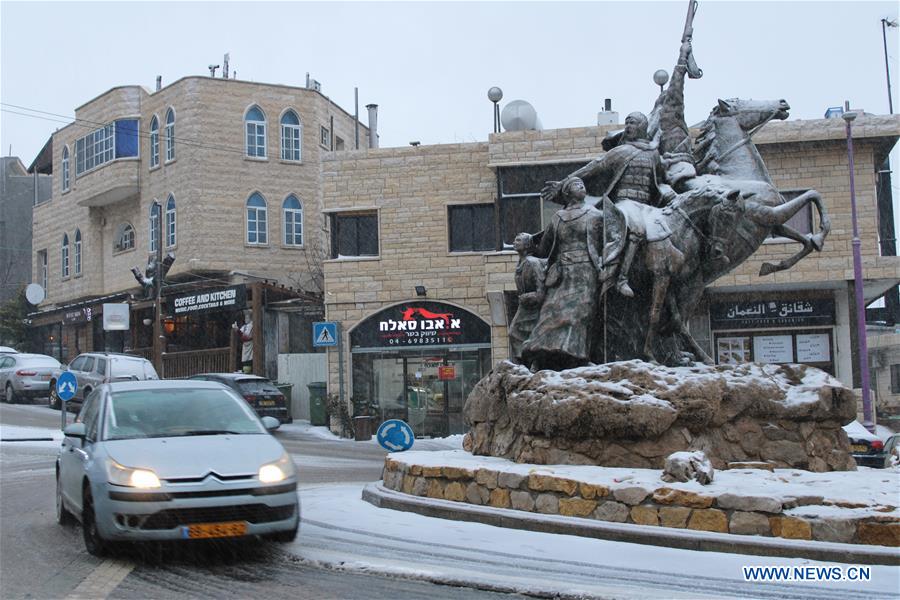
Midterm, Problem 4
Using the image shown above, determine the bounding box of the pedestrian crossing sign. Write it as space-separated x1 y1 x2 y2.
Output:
313 321 339 347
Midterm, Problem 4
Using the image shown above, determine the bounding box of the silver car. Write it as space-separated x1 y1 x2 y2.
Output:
0 353 61 403
56 380 300 556
50 353 159 410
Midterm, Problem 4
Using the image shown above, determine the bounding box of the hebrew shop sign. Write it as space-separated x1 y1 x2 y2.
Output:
351 301 491 349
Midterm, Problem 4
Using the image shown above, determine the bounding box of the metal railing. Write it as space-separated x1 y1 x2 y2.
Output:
161 347 231 379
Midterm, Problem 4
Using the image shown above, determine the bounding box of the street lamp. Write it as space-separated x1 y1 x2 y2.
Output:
842 105 874 432
881 18 897 114
488 86 503 134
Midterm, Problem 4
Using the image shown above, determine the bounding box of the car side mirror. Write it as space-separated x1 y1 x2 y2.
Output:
260 416 280 432
63 422 86 439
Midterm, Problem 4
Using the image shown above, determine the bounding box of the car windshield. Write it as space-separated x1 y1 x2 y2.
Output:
104 388 266 440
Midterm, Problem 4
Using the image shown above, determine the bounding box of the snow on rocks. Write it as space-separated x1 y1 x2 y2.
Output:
381 449 900 547
464 359 858 471
662 450 714 484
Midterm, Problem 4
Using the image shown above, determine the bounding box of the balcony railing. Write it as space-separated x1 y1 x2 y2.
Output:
161 347 232 379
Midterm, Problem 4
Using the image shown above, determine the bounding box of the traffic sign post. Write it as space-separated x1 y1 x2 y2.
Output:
376 419 415 452
56 371 77 430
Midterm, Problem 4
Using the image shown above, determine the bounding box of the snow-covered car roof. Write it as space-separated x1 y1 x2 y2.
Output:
842 420 881 442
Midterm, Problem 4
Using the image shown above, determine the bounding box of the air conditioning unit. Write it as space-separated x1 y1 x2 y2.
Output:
308 79 321 92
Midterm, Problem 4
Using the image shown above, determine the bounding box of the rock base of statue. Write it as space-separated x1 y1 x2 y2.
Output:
463 360 858 472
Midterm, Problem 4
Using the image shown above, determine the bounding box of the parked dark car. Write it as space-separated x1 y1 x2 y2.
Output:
843 421 887 468
189 373 290 424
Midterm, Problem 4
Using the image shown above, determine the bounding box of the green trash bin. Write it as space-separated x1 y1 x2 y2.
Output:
274 383 294 424
308 381 327 426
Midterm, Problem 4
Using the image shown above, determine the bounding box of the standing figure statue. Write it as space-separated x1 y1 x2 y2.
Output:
541 112 676 298
508 232 546 363
521 178 604 371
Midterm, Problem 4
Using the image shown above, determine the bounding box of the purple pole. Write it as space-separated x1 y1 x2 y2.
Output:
842 108 874 432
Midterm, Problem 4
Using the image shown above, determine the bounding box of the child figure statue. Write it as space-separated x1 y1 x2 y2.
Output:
508 232 546 363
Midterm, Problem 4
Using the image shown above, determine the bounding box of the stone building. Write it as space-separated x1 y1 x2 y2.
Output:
320 114 900 436
28 75 371 388
0 156 51 307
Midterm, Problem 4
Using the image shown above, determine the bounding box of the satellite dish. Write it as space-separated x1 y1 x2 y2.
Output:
25 283 45 305
501 100 542 132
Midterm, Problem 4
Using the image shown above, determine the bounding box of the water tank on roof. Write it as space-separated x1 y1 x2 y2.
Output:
501 100 542 132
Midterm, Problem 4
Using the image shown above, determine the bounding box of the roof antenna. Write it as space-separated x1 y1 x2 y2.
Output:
208 64 220 77
223 53 230 79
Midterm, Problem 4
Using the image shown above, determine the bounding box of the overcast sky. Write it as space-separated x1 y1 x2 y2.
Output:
1 0 897 164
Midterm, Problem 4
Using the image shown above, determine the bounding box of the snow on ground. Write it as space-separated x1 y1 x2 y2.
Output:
295 482 899 599
278 420 465 450
0 424 63 448
390 450 900 511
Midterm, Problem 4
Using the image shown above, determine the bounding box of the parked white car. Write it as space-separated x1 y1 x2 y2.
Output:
0 353 61 403
56 380 300 556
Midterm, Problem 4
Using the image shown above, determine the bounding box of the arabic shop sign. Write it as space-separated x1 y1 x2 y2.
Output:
710 299 835 330
168 284 246 316
351 301 491 349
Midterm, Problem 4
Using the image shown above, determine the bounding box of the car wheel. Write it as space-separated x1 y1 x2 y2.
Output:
49 384 60 410
82 486 108 556
56 471 75 526
6 383 16 405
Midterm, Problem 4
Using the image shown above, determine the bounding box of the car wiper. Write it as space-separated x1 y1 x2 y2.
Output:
181 430 242 436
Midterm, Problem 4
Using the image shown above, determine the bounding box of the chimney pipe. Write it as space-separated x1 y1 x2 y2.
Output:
366 104 379 149
156 76 162 91
223 53 230 79
604 98 612 111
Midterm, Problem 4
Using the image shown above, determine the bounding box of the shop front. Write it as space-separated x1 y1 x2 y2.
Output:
349 301 492 437
709 296 836 374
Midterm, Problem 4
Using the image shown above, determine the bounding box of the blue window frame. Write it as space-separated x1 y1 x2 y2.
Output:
245 106 267 158
283 195 303 246
246 193 268 245
165 195 176 247
281 110 301 161
149 115 160 168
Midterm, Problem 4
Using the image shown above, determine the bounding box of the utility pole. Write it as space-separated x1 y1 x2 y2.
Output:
153 201 163 373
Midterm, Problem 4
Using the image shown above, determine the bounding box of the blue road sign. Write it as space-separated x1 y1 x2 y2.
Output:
56 371 77 402
376 419 414 452
313 321 338 347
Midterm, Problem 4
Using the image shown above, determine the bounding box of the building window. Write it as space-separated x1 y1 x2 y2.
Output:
330 211 378 258
149 202 160 253
165 195 176 247
61 146 70 192
114 223 135 252
165 108 175 162
320 125 331 148
149 115 160 168
283 195 303 246
768 189 813 239
335 136 345 151
891 364 900 394
496 163 587 246
281 110 301 161
75 123 114 175
245 106 267 158
37 249 48 292
61 234 70 279
246 193 268 245
74 229 82 276
448 204 496 252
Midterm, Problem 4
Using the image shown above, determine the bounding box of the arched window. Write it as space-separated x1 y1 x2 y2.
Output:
280 110 301 161
283 195 303 246
114 223 135 252
165 195 176 247
246 193 268 245
61 234 70 279
165 108 175 162
74 229 82 276
245 106 267 158
149 202 160 253
149 115 160 168
61 146 70 192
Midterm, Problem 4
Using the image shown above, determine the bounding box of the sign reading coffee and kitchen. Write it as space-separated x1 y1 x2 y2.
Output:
710 298 835 330
168 284 246 316
351 301 491 349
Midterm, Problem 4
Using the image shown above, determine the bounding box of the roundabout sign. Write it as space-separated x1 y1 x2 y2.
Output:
376 419 414 452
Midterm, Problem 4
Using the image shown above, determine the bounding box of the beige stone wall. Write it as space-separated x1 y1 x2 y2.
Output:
870 332 900 420
32 77 368 310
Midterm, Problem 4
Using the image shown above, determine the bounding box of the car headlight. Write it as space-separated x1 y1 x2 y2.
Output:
259 452 295 483
107 461 161 488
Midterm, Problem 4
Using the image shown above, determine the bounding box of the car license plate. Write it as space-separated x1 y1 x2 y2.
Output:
850 444 868 453
182 521 247 539
258 400 276 406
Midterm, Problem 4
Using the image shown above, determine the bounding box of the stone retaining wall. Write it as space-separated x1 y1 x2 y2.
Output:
382 458 900 547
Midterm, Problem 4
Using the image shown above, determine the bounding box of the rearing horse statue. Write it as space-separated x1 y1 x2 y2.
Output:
620 97 832 364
